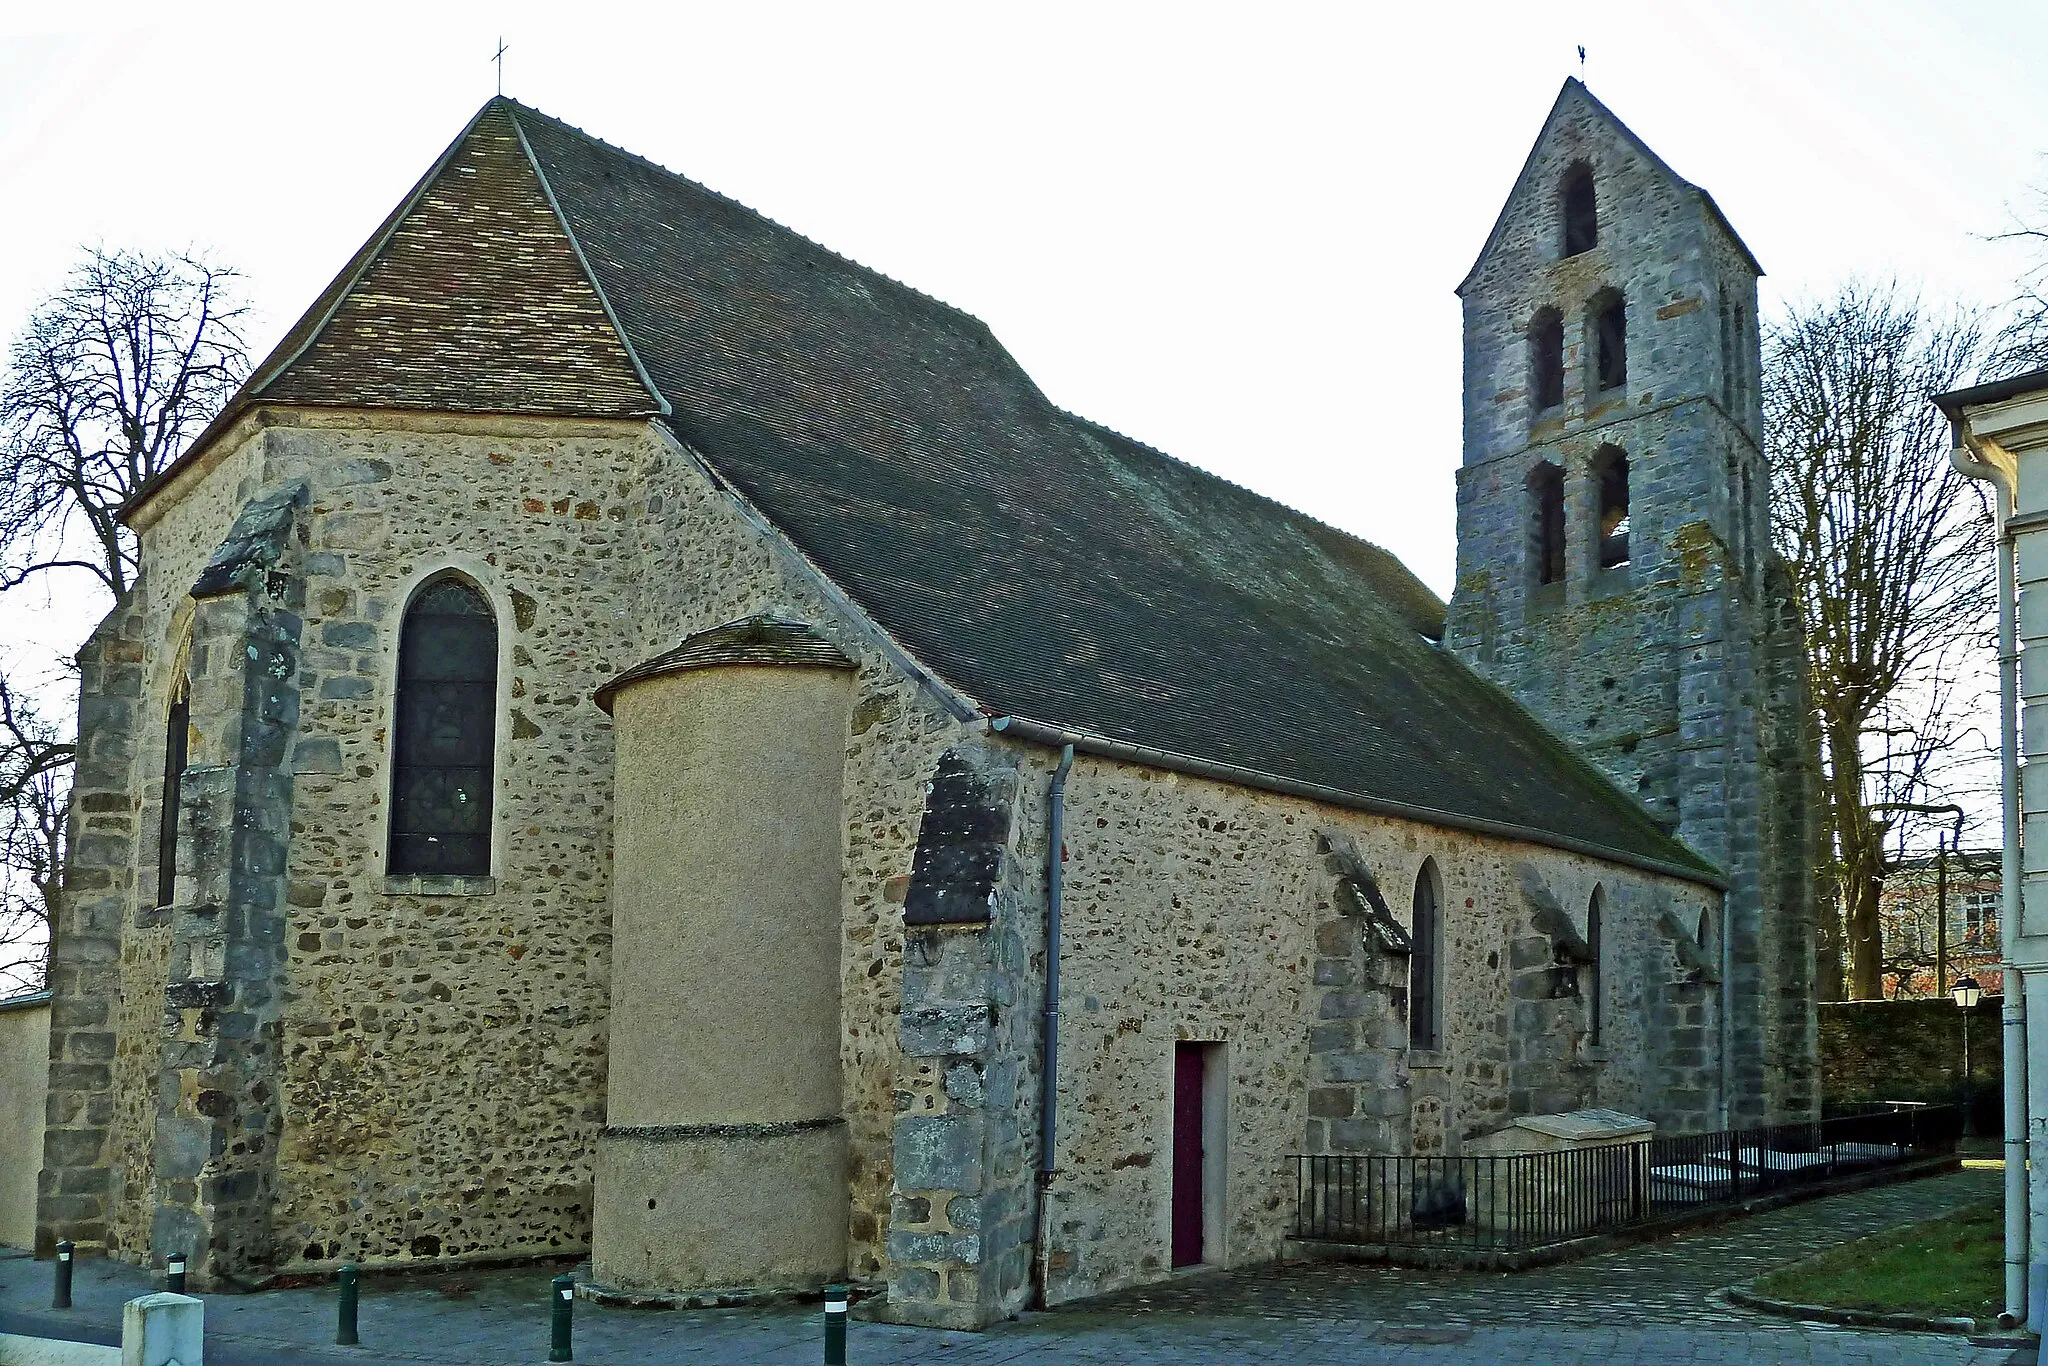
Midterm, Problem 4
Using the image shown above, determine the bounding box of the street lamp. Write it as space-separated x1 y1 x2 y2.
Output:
1952 976 1983 1139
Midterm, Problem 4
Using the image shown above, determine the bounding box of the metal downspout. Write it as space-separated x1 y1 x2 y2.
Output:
1719 891 1733 1130
1952 435 2028 1327
1032 744 1075 1310
1999 528 2035 1329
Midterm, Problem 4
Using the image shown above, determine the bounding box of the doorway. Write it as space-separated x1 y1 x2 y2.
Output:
1171 1041 1225 1267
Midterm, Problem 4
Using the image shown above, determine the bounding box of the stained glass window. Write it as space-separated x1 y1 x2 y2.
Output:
1586 891 1605 1045
157 678 189 907
1409 860 1442 1052
389 578 497 876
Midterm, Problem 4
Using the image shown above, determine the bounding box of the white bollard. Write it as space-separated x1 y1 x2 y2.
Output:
120 1293 201 1366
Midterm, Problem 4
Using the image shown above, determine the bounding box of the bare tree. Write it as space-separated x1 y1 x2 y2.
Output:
0 671 71 995
0 247 249 597
1988 180 2048 378
1765 282 1994 1000
0 247 249 993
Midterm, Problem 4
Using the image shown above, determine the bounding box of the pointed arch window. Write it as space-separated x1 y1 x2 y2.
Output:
1529 307 1565 412
389 577 498 876
156 671 190 908
1562 162 1597 256
1409 860 1443 1052
1586 889 1605 1046
1528 462 1566 588
1591 288 1627 391
1595 446 1630 570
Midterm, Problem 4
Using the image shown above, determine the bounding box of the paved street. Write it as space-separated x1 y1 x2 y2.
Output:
0 1168 2031 1364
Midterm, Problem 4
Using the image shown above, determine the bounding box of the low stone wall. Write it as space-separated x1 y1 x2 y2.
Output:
1818 996 2000 1133
0 991 51 1249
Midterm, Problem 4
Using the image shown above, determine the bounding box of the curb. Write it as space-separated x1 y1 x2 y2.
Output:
573 1274 883 1311
1723 1281 1984 1337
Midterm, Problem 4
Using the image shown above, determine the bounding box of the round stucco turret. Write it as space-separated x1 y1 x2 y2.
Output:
589 617 857 1297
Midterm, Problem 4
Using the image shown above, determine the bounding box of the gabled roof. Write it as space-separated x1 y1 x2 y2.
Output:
1457 78 1763 296
138 97 1717 884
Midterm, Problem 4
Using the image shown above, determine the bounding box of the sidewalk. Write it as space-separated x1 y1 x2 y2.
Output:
0 1167 2030 1365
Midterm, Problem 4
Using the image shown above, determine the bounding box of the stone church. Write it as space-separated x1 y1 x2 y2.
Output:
36 79 1816 1328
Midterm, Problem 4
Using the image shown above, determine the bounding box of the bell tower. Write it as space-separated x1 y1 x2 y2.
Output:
1444 79 1817 1126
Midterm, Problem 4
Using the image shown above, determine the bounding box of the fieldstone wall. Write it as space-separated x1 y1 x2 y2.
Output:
52 409 974 1290
1820 996 2001 1132
1447 82 1816 1127
1011 748 1718 1309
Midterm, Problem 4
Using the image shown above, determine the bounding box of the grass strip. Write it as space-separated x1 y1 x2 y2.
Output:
1750 1199 2000 1322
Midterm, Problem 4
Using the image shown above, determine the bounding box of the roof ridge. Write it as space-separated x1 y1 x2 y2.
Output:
502 104 671 416
499 97 1006 344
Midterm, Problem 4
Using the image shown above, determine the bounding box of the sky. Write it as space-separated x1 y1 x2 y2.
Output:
1 2 2044 773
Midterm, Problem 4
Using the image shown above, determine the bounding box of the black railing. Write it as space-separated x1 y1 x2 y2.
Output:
1294 1105 1957 1251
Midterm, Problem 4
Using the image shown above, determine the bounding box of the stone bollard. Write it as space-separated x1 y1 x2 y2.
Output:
53 1239 73 1309
122 1291 203 1366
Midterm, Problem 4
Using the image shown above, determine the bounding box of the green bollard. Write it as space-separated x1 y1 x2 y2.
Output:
336 1264 360 1346
549 1273 574 1362
52 1240 73 1309
165 1252 187 1295
824 1283 847 1365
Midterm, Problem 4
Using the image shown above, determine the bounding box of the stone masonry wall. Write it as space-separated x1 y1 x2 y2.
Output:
62 409 975 1286
884 743 1040 1329
38 594 147 1259
150 485 308 1284
1820 997 2001 1133
1447 85 1815 1127
1010 749 1718 1308
41 426 272 1263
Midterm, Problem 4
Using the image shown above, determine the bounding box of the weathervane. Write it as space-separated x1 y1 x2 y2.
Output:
493 36 509 96
1577 45 1587 80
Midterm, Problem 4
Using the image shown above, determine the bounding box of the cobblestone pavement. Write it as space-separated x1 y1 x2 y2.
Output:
0 1168 2030 1364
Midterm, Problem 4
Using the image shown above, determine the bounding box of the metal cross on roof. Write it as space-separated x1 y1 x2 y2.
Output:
493 37 509 96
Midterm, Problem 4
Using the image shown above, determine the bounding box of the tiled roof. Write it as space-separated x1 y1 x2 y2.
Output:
148 97 1716 883
595 617 855 714
259 105 658 417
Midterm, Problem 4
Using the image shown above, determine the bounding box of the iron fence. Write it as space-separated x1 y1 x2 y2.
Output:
1293 1104 1957 1251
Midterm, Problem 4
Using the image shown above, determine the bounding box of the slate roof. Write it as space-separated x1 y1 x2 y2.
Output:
140 98 1715 884
595 617 855 715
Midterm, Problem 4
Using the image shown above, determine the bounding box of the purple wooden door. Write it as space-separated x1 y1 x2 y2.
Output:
1171 1043 1205 1267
